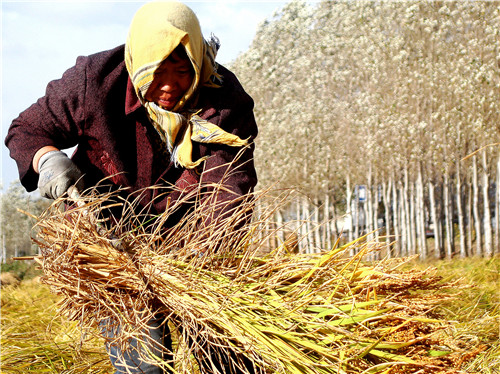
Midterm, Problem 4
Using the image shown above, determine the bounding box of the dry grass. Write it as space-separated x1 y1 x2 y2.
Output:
2 184 498 373
1 277 111 373
405 256 500 373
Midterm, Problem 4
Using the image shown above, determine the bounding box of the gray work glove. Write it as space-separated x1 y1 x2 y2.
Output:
37 151 84 199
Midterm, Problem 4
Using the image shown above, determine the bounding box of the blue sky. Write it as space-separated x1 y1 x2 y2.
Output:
1 0 289 192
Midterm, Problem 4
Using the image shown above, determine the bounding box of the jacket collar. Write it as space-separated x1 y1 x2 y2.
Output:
125 77 142 115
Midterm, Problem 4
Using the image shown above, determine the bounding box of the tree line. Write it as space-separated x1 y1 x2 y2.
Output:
0 181 49 262
231 0 500 258
2 1 498 261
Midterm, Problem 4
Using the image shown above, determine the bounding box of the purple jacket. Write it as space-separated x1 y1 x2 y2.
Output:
5 45 258 225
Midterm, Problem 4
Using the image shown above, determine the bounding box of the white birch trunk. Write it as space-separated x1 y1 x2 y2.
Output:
409 179 417 256
1 234 6 264
299 197 307 254
324 193 332 249
276 209 285 246
331 198 339 243
428 180 441 258
482 152 493 257
467 180 473 254
403 168 411 256
366 167 374 243
382 179 393 256
296 198 304 254
399 181 407 257
366 191 373 242
354 191 360 240
416 167 427 259
346 175 354 244
438 181 445 256
456 163 467 258
392 175 401 256
373 185 380 243
313 197 321 252
444 173 454 258
303 197 314 254
472 155 482 256
368 183 379 261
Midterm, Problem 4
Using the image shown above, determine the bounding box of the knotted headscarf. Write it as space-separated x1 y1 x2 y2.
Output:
125 1 248 169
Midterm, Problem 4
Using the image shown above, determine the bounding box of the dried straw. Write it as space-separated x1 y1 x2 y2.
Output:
32 182 470 374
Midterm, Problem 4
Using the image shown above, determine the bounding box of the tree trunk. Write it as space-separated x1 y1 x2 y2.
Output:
373 185 380 243
399 180 408 257
1 234 6 264
472 155 482 256
254 200 264 243
313 197 321 252
416 166 427 259
438 181 446 258
428 180 441 258
409 179 417 256
366 167 374 243
456 162 467 257
392 173 401 256
482 152 493 257
382 178 393 257
443 173 454 258
467 180 473 254
276 209 285 247
354 189 360 241
323 193 332 250
331 198 339 243
296 198 304 254
303 197 314 254
346 175 354 244
403 167 411 256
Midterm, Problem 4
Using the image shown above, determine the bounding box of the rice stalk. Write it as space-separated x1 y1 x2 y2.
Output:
1 279 111 373
30 184 484 373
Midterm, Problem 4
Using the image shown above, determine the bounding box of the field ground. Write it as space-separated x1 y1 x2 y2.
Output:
1 256 499 373
403 257 499 373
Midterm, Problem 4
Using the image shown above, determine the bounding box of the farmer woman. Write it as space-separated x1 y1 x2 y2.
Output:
5 2 259 373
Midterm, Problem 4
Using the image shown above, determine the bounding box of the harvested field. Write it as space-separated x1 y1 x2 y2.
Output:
1 187 498 373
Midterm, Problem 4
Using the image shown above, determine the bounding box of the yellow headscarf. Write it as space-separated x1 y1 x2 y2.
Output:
125 1 248 169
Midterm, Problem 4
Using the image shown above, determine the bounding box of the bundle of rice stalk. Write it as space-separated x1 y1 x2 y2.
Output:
31 184 466 374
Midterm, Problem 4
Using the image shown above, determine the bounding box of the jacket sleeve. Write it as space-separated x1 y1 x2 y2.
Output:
195 66 259 232
4 58 87 191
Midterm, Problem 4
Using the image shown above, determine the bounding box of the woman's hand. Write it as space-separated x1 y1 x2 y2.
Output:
37 150 84 199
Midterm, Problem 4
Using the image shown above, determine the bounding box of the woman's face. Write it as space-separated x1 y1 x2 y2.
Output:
145 49 194 110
